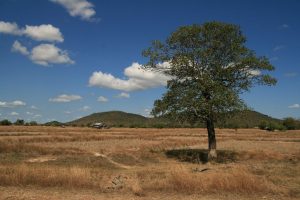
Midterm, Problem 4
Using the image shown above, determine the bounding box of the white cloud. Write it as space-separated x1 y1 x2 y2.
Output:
30 44 74 66
64 111 72 114
273 45 285 51
23 24 63 42
288 104 300 109
97 96 108 102
0 21 63 42
249 69 261 76
11 40 29 55
0 100 26 108
50 0 96 21
117 92 130 98
49 94 82 102
30 105 38 109
0 21 22 35
89 62 171 92
26 111 34 115
10 112 19 116
33 114 42 118
79 105 90 111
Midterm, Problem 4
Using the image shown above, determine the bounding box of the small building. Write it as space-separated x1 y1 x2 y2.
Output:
91 122 109 129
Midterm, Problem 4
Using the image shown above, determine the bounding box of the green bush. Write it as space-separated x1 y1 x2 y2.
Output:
259 120 286 131
0 119 12 126
283 117 297 130
14 119 24 125
258 121 268 130
29 121 38 126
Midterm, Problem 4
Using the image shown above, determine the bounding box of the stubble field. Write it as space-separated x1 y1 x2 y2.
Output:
0 126 299 200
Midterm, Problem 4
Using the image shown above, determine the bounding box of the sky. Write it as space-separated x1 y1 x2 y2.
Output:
0 0 299 123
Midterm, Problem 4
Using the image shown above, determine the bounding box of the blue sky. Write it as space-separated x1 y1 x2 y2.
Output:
0 0 299 123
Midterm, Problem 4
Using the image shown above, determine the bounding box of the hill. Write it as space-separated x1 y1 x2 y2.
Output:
67 110 281 128
218 110 281 128
68 111 148 127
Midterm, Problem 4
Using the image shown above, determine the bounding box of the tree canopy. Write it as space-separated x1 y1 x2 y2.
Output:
143 22 276 159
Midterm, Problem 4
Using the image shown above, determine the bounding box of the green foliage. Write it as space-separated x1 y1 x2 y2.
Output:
44 121 64 127
259 120 286 131
29 121 38 126
68 111 148 127
283 117 298 130
142 22 276 125
67 110 286 129
14 119 24 126
259 120 268 130
0 119 12 126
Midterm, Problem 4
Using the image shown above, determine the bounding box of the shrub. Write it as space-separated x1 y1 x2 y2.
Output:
14 119 24 126
0 119 12 126
259 121 286 131
259 121 268 130
29 121 38 126
283 117 297 130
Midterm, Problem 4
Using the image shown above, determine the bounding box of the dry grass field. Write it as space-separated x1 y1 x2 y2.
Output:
0 126 299 200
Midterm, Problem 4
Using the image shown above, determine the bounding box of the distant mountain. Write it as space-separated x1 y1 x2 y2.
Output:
217 110 281 128
67 110 281 128
68 111 148 127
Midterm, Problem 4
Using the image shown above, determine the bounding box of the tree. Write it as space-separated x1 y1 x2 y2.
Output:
14 119 25 125
29 121 38 126
143 22 276 160
283 117 297 130
0 119 12 126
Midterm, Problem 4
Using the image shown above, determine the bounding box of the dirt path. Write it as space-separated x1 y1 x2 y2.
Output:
93 152 132 169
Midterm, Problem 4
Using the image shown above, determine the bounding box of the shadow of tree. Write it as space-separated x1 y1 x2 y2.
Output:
165 149 238 164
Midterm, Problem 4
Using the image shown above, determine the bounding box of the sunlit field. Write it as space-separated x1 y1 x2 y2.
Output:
0 126 299 200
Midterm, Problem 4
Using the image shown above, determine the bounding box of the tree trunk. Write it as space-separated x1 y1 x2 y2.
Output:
206 117 217 160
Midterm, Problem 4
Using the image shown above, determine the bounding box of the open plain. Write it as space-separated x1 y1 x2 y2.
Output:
0 126 299 200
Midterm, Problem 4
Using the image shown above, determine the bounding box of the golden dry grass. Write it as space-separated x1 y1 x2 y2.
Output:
0 126 299 199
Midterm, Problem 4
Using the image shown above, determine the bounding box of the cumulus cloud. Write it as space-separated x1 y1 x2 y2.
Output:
33 114 42 118
30 105 38 109
0 100 26 108
10 112 19 116
23 24 63 42
0 21 63 42
11 40 29 55
249 69 261 76
288 104 300 109
117 92 130 98
89 62 171 92
49 94 82 102
97 96 108 102
30 44 74 66
79 105 90 111
26 112 34 115
0 21 22 35
50 0 97 21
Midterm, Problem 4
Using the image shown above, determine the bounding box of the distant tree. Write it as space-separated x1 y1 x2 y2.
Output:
259 120 268 130
143 22 276 160
29 121 38 126
283 117 297 130
14 119 25 126
0 119 12 126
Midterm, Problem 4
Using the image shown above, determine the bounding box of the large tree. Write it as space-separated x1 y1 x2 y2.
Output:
142 22 276 160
